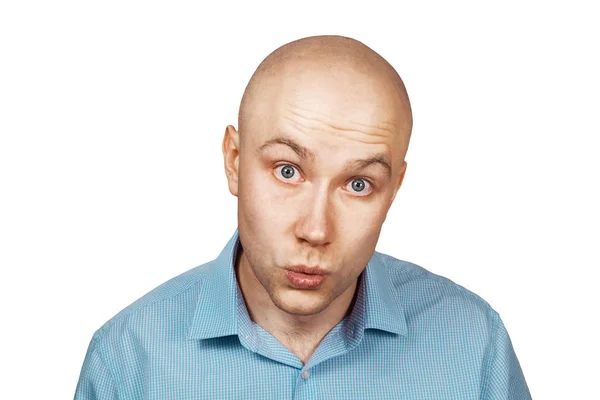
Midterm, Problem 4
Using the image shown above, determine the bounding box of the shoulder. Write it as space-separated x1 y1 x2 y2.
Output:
77 261 218 395
90 259 215 345
374 251 499 327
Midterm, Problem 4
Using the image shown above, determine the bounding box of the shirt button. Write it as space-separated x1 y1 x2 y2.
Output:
301 369 311 379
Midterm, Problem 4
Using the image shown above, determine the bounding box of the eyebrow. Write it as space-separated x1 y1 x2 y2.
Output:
257 136 392 179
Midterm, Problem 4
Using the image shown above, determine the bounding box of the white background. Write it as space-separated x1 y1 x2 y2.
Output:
1 1 598 398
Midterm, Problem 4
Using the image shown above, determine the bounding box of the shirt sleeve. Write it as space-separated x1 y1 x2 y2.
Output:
74 336 120 400
481 311 532 400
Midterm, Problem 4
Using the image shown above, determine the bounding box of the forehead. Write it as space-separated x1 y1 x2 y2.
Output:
283 65 402 125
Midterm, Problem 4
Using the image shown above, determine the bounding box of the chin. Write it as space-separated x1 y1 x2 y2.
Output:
271 289 332 316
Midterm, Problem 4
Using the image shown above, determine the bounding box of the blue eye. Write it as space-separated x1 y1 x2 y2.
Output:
352 179 366 192
275 164 301 183
280 165 295 179
347 178 372 196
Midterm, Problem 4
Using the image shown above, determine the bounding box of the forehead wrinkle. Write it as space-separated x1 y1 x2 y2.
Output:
284 104 398 139
281 111 395 156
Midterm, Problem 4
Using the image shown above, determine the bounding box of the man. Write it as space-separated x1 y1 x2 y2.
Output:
75 36 531 399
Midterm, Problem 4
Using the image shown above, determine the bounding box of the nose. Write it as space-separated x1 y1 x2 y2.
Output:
295 184 333 247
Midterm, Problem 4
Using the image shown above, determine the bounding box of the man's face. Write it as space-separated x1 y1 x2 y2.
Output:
228 67 408 317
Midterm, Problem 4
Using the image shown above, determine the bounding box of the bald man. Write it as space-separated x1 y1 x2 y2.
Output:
75 36 531 399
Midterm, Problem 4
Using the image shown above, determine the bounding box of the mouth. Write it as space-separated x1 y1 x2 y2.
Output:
284 265 328 289
286 265 328 275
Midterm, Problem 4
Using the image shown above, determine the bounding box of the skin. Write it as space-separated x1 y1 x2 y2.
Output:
222 36 412 364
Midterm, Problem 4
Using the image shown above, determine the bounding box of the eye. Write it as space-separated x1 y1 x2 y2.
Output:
274 164 302 183
346 178 372 196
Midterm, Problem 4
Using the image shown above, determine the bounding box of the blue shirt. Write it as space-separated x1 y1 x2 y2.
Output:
75 229 531 399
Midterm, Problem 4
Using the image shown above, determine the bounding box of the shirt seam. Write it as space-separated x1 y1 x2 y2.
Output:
382 256 494 309
93 336 123 400
479 309 500 399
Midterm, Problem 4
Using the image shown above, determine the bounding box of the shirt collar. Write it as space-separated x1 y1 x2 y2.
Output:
360 250 408 336
187 229 408 340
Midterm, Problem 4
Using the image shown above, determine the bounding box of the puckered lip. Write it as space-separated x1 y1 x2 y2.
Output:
285 265 329 275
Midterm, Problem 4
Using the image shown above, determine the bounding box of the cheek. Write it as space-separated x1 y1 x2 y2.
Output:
335 201 387 262
337 198 388 234
239 165 296 229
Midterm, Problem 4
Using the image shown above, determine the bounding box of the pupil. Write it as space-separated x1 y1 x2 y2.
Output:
352 180 365 191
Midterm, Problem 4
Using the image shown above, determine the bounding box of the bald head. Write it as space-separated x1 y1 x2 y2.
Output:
238 35 413 159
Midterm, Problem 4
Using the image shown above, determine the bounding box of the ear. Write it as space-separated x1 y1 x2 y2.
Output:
388 161 407 208
222 125 241 197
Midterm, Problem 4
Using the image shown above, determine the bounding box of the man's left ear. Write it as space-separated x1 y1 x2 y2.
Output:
388 161 407 208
